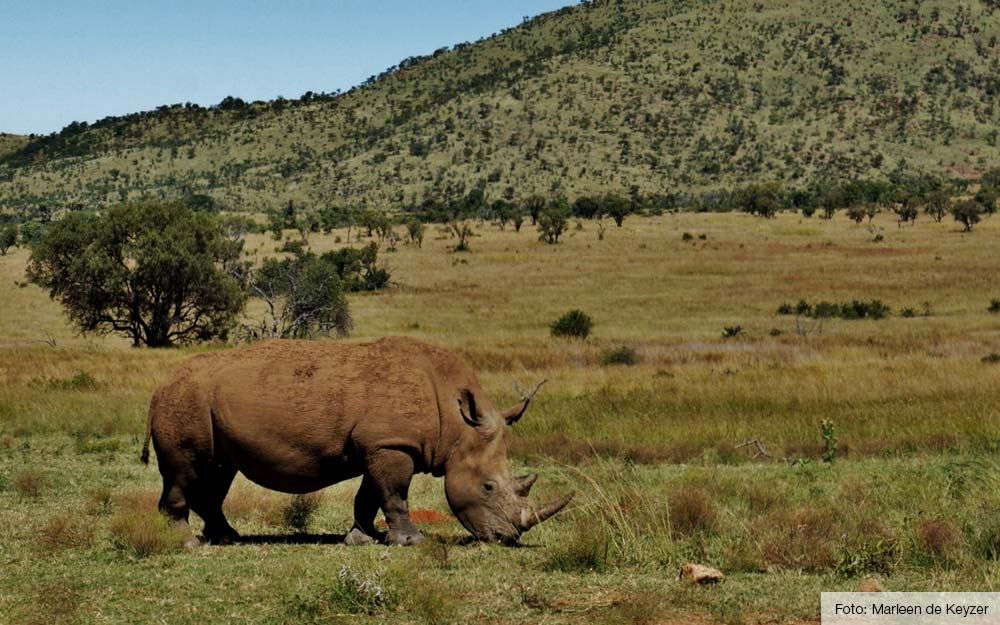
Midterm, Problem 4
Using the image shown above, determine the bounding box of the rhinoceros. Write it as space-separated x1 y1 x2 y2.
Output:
141 336 573 545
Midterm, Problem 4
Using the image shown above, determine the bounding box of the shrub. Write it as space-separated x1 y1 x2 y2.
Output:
551 309 593 339
14 470 47 499
758 507 838 572
601 345 638 366
35 513 95 551
988 299 1000 314
776 302 794 315
721 325 743 339
668 486 719 537
109 510 187 558
782 299 891 320
681 232 694 241
915 518 962 562
282 493 322 532
327 565 399 615
821 419 837 464
47 372 97 390
85 486 114 515
982 353 1000 365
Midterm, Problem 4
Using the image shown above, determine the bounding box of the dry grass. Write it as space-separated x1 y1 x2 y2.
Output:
34 512 95 552
668 486 720 538
14 469 48 499
108 508 187 558
916 518 963 563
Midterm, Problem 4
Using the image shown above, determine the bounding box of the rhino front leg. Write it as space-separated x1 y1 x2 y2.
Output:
344 474 385 546
367 449 424 546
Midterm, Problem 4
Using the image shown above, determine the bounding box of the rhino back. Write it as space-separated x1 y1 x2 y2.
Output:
172 337 475 487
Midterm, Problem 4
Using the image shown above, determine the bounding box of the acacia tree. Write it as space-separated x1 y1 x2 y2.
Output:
952 200 982 232
0 224 16 255
537 199 570 244
237 252 351 341
27 202 246 347
924 188 950 222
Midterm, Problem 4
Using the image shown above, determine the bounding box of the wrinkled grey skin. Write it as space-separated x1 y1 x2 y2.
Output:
142 338 573 547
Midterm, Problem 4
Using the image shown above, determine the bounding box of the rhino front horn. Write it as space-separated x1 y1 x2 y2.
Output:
516 491 575 532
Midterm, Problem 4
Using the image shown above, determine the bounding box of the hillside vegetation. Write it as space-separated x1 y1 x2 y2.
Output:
3 0 1000 214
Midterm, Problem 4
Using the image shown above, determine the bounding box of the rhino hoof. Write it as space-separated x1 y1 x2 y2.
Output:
344 528 378 546
183 535 202 549
386 530 424 546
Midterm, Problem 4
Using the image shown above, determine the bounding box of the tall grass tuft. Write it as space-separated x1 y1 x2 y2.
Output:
14 470 48 499
109 509 187 558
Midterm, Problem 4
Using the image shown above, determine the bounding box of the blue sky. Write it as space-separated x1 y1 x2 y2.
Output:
0 1 574 135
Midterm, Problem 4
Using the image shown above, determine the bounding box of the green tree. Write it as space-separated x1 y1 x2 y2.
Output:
924 188 950 222
603 194 631 227
27 202 245 347
406 218 425 248
537 198 570 244
0 224 17 255
736 182 784 218
240 252 351 340
524 195 546 226
952 200 982 232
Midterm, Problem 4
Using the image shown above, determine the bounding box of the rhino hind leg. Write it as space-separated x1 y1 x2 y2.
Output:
158 480 200 549
366 449 424 546
186 462 240 545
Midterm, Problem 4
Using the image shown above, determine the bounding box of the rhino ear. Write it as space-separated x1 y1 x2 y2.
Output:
502 380 547 426
458 389 484 428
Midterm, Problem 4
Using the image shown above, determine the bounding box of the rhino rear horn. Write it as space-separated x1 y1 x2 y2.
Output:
513 473 538 497
503 380 547 425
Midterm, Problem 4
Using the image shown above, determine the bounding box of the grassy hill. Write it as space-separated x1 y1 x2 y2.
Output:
3 0 1000 214
0 134 28 159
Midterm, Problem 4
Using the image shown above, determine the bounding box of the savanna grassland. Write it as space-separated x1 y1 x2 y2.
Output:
2 210 1000 624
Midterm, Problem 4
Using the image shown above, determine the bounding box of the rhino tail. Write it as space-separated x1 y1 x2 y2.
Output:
140 397 155 465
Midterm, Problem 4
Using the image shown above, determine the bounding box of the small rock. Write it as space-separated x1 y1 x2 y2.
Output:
678 563 724 584
857 577 885 592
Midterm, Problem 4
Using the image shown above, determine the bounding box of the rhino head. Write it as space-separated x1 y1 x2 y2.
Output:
444 381 574 544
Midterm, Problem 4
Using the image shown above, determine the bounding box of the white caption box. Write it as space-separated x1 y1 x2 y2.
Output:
822 593 1000 625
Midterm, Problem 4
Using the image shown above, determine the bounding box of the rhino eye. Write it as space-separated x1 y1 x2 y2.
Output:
483 481 496 495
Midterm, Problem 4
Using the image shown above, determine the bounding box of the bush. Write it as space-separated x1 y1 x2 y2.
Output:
780 299 891 320
915 518 962 563
14 470 47 499
601 345 638 366
551 309 593 339
282 494 322 533
681 232 694 241
668 486 719 537
982 353 1000 365
988 299 1000 314
721 325 743 338
35 513 95 551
